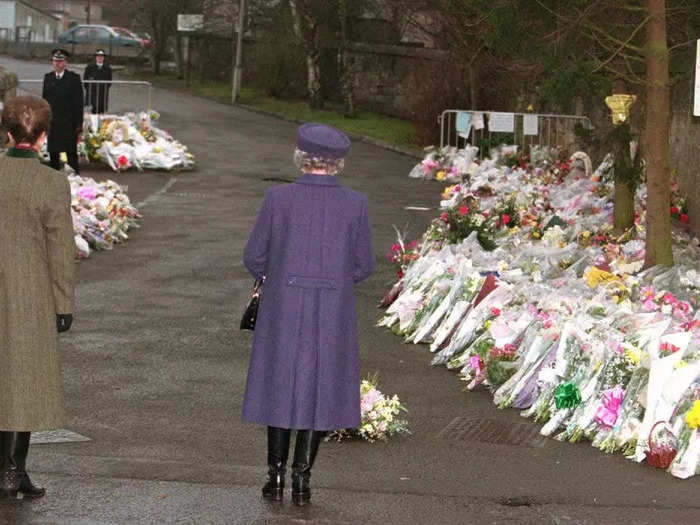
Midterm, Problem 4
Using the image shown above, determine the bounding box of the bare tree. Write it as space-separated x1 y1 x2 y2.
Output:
337 0 354 117
644 0 672 266
288 0 323 108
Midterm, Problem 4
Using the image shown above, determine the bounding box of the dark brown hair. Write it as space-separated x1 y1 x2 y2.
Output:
1 95 51 144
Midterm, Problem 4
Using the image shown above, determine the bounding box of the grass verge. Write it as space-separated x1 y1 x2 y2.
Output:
120 69 420 155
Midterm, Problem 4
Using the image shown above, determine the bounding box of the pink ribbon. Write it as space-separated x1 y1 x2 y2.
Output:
594 386 626 428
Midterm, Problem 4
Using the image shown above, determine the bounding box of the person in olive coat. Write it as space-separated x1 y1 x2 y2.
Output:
42 48 84 174
83 49 112 114
242 123 375 506
0 95 75 500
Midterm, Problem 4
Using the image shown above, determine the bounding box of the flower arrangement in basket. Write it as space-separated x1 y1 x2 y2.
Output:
645 421 678 469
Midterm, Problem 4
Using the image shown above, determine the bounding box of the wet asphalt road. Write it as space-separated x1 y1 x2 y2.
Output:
1 56 699 524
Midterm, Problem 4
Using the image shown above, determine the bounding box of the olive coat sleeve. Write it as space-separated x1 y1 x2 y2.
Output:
43 173 76 314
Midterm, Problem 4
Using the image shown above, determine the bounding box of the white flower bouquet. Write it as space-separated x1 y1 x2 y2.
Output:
328 374 410 443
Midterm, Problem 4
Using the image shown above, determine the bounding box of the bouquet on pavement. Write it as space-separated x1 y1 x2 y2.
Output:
377 145 700 477
328 374 410 443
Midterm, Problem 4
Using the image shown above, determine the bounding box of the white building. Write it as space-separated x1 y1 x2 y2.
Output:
30 1 106 30
0 1 60 42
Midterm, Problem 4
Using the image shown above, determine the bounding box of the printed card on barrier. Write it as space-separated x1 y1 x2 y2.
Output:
456 112 472 135
523 114 538 136
488 112 515 133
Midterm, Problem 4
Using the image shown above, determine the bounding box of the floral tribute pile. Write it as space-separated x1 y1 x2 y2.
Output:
76 111 194 172
69 174 140 259
379 146 700 477
328 374 410 443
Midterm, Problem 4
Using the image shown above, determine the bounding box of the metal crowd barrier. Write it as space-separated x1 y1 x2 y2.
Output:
17 79 153 114
439 109 593 158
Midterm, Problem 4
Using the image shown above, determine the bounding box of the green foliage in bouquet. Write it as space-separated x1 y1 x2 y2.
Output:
474 337 496 358
501 153 520 169
476 133 515 156
431 197 497 251
486 343 518 385
489 197 519 230
598 351 635 391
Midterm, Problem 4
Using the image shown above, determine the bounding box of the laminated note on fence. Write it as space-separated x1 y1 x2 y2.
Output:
472 112 485 130
488 112 515 133
523 114 538 136
456 111 472 135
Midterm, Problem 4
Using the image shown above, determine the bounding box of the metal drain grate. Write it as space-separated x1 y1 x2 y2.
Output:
31 429 91 444
437 416 547 448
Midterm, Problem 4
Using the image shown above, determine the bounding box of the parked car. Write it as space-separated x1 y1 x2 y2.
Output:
58 25 143 48
134 31 155 49
116 27 154 48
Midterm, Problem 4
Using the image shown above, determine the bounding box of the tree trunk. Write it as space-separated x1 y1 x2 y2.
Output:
338 0 355 117
611 123 637 233
175 32 184 79
289 0 323 109
306 51 322 109
468 60 479 108
151 12 162 75
644 0 673 267
613 181 635 232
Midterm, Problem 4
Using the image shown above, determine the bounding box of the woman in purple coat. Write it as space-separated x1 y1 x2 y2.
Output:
242 123 375 506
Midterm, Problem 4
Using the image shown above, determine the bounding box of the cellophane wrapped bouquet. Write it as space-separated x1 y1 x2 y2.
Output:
378 144 700 478
328 374 409 443
77 110 194 172
69 174 140 258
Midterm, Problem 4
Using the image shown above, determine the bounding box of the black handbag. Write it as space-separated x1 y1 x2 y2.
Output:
240 279 263 331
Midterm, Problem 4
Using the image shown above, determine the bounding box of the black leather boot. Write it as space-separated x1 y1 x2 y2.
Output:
262 427 291 501
13 432 45 499
291 430 323 507
0 431 20 500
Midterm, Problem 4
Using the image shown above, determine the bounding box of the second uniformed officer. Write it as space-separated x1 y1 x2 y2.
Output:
83 49 112 114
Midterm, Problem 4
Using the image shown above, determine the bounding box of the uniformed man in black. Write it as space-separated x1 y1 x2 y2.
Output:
83 49 112 114
42 48 84 174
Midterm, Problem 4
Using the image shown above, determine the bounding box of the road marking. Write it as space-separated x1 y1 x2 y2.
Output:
135 176 178 209
31 429 91 444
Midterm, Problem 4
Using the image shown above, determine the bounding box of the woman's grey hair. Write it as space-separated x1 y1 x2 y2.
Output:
293 148 345 175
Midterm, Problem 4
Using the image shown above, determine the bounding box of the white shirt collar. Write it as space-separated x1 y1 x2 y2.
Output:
55 71 64 79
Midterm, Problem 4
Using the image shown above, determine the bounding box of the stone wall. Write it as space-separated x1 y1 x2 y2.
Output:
347 42 447 119
0 40 146 62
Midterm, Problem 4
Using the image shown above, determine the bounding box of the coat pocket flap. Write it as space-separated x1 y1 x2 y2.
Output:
286 275 337 289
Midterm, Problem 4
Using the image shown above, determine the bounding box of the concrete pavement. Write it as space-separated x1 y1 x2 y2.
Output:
1 56 699 524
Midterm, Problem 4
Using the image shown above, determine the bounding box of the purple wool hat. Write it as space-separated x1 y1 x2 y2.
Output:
297 123 351 159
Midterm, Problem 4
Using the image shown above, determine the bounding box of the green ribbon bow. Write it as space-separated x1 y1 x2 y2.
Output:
555 381 581 409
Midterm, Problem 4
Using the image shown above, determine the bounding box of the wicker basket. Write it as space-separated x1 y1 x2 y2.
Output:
644 421 677 469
